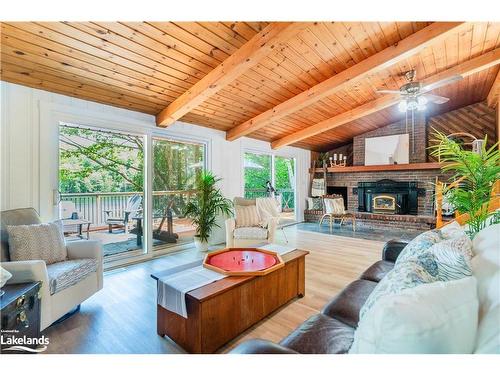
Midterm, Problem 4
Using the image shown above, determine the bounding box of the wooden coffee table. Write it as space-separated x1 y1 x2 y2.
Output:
151 248 308 353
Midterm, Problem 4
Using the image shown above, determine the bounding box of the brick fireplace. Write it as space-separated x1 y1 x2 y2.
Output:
304 114 451 231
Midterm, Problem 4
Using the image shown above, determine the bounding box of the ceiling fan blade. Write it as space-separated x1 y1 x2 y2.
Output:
376 89 401 94
420 75 463 93
422 93 450 104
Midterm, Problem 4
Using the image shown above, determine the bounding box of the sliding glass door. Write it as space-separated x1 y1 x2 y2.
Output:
274 156 296 223
151 137 205 252
58 123 146 258
243 151 296 223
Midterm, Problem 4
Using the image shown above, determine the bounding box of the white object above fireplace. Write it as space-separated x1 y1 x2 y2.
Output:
365 134 409 166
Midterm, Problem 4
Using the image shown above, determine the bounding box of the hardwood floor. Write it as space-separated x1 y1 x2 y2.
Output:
42 226 384 354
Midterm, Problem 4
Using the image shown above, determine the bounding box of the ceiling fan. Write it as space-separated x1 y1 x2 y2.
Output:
376 69 462 113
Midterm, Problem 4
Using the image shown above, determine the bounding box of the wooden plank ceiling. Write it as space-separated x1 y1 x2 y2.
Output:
1 21 499 151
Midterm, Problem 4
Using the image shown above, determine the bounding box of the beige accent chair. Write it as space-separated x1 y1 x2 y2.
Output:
1 208 103 330
320 194 356 231
225 197 278 247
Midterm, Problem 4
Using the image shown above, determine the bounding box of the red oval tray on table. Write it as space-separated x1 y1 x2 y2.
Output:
203 248 284 276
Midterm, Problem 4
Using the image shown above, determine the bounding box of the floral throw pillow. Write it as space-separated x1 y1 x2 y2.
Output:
418 235 473 281
439 221 466 240
395 229 443 265
430 235 473 260
360 260 438 319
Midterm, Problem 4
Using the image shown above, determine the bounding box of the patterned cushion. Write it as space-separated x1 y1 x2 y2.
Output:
7 222 67 265
233 227 268 240
407 235 473 281
307 197 323 210
430 235 473 260
439 221 466 240
235 205 261 228
46 258 98 295
395 229 443 265
360 260 439 319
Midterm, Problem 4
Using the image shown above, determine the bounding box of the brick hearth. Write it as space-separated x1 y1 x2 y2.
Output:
304 209 436 230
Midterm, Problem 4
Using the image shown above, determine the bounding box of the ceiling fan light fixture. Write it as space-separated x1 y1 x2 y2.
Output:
406 98 418 111
417 96 428 106
398 100 408 113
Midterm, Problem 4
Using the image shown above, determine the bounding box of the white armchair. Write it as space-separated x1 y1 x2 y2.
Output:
1 208 103 330
225 197 278 247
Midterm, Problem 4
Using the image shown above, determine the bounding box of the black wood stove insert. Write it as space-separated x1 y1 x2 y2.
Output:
357 179 422 215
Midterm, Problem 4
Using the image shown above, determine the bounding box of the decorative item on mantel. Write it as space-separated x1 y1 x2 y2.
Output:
317 152 329 168
329 153 347 167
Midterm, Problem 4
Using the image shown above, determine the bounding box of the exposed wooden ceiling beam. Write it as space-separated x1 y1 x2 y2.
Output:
271 48 500 149
225 22 465 141
486 68 500 108
155 22 307 127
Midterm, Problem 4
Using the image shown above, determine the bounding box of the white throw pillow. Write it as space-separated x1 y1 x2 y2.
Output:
350 277 479 354
324 198 345 215
307 197 314 210
234 205 261 228
7 222 67 264
471 223 500 353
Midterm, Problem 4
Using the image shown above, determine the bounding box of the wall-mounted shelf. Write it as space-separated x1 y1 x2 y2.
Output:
308 162 443 173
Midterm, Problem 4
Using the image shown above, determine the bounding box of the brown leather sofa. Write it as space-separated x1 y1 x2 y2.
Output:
230 240 408 354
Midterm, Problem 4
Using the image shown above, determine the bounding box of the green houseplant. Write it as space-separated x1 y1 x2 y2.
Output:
184 171 233 251
430 130 500 238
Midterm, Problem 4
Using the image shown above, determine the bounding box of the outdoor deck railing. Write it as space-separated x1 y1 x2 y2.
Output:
244 188 295 211
60 190 197 227
62 188 295 226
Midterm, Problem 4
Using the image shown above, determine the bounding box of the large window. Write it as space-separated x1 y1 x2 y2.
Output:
243 152 296 222
244 152 272 198
151 137 205 252
59 123 146 258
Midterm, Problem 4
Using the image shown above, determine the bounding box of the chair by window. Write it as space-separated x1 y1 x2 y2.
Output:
1 208 103 330
225 197 278 247
104 194 142 234
320 194 356 231
60 200 85 220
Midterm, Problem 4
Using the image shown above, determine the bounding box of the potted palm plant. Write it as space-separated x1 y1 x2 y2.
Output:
184 171 233 251
430 130 500 238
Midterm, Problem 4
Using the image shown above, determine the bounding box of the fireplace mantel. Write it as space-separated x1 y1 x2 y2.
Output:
309 162 442 173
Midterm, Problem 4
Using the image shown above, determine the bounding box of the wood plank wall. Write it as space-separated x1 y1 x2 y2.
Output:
428 101 497 160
